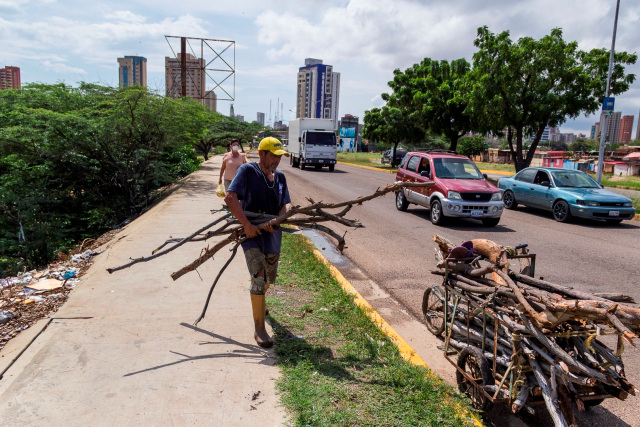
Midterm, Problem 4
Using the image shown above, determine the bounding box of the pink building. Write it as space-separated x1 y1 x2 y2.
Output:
618 115 634 144
0 66 21 89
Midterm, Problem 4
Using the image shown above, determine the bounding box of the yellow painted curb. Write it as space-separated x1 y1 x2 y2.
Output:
336 161 396 173
308 244 483 426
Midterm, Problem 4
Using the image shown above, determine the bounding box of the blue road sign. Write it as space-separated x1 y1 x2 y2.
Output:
602 97 615 111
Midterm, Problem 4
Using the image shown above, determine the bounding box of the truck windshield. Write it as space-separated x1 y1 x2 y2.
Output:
433 158 483 179
306 132 336 146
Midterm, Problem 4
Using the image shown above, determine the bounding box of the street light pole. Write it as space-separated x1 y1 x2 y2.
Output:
596 0 621 184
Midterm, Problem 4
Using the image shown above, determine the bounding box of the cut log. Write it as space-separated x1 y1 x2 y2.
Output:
526 348 569 427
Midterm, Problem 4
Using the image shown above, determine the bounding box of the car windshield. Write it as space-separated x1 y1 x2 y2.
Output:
433 158 483 179
551 171 599 188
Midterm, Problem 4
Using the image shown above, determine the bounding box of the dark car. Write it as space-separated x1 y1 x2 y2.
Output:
498 167 635 223
395 150 504 226
381 148 407 165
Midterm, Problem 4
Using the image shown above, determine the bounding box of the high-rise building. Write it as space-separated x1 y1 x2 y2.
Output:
0 66 21 89
204 91 217 112
540 126 553 142
590 123 600 140
618 115 634 144
235 115 244 122
296 58 340 129
117 56 147 88
257 112 265 125
600 112 622 144
165 53 216 111
230 104 235 117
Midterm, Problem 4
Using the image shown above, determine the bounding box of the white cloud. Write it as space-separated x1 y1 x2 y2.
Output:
0 13 210 74
42 60 85 74
0 0 29 11
255 0 639 72
104 10 147 24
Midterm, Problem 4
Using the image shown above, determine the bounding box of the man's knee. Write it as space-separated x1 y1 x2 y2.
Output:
265 254 280 285
250 270 267 295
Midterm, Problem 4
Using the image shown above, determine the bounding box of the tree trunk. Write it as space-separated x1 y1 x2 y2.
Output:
448 131 460 152
391 142 400 167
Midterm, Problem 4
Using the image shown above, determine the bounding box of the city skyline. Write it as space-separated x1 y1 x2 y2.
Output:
1 1 639 136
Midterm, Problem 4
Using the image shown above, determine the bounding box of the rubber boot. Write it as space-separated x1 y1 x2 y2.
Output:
251 294 273 348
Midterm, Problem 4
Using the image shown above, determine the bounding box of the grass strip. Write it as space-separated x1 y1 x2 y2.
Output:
268 233 476 426
600 174 640 191
337 152 398 172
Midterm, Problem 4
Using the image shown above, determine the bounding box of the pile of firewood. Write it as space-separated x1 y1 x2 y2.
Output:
430 235 639 427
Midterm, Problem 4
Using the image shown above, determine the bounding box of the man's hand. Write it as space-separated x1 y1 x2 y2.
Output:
244 222 261 239
262 221 277 233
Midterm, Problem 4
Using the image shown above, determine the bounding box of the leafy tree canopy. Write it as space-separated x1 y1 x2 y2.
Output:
457 135 486 157
362 106 424 166
568 138 599 153
0 83 205 275
463 26 636 171
383 58 472 151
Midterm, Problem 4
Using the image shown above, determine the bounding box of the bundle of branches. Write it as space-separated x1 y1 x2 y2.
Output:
429 235 639 427
107 181 432 325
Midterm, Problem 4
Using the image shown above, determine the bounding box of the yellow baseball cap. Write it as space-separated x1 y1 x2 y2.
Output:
258 137 289 157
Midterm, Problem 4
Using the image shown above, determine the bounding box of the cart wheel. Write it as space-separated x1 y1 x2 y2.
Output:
422 286 445 336
456 346 494 411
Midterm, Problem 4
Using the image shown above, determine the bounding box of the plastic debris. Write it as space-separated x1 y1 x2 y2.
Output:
71 249 103 263
62 271 76 280
0 310 15 324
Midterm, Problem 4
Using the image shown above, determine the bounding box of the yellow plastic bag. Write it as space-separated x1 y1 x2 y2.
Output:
215 183 225 198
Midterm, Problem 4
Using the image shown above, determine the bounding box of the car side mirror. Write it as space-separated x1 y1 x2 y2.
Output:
420 171 431 178
483 173 488 180
540 181 551 187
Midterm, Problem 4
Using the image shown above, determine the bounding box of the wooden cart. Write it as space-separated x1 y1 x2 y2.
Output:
422 245 629 426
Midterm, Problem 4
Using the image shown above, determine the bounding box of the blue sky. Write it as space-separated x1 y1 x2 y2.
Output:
1 0 639 136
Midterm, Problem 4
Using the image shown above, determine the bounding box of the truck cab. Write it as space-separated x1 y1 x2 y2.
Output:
288 118 338 171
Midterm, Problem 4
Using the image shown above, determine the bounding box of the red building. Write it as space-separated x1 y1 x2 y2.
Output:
618 115 634 145
541 151 566 168
0 66 21 89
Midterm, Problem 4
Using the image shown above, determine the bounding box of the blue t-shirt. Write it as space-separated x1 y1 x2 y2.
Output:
227 162 291 253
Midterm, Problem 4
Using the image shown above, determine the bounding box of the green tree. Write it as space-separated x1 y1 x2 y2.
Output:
384 58 471 151
456 135 486 157
363 106 424 166
0 83 204 275
568 138 599 153
464 26 636 171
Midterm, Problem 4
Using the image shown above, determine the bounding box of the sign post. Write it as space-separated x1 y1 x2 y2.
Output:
596 0 620 185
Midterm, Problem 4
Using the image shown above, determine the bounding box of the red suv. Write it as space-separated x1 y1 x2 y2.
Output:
395 150 504 226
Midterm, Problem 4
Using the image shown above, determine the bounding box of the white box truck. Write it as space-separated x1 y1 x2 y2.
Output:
288 119 337 171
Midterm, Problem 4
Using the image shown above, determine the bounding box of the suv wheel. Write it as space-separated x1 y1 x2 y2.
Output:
503 190 518 210
430 200 447 225
395 191 409 211
552 200 572 222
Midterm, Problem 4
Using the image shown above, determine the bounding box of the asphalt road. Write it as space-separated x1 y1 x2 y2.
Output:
282 160 640 427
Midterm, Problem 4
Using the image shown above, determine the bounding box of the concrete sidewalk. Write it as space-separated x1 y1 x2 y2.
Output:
0 158 286 426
